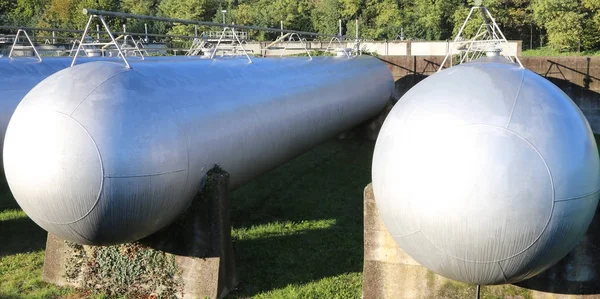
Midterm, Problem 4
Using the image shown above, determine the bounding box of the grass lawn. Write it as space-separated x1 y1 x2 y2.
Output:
0 138 374 298
521 47 600 57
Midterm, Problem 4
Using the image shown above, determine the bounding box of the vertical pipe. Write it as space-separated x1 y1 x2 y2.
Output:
281 21 284 38
194 25 198 37
96 24 100 40
355 19 359 55
52 31 55 44
145 23 149 43
338 19 342 37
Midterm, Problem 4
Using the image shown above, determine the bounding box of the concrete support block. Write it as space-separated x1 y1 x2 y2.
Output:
363 183 600 299
43 167 238 299
43 233 77 288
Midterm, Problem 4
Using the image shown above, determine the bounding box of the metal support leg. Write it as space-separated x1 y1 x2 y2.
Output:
9 29 42 62
210 27 228 60
231 28 252 63
99 15 130 68
71 16 93 67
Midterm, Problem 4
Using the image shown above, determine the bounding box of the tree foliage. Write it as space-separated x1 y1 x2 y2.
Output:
1 0 599 51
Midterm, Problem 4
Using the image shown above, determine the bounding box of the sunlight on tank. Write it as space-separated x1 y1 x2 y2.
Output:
4 56 394 245
372 56 600 285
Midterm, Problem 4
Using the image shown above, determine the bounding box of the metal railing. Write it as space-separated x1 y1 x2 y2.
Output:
438 5 523 71
206 30 248 41
0 34 14 44
78 9 357 66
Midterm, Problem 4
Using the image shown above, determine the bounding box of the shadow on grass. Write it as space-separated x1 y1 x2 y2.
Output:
0 176 18 212
0 170 46 257
233 224 363 296
227 139 373 297
0 212 47 257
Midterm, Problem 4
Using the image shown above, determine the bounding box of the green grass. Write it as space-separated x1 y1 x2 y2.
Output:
0 251 73 299
226 139 372 298
521 47 600 57
0 138 373 298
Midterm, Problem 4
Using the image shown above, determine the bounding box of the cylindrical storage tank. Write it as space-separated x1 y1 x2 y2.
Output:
0 56 208 178
5 56 394 245
372 57 600 285
0 58 73 177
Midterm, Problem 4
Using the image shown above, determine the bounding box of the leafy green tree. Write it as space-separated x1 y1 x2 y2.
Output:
1 0 17 26
358 0 403 40
7 0 48 27
339 0 362 19
1 0 600 52
311 0 342 35
158 0 219 36
39 0 119 30
227 0 314 41
581 0 600 50
121 0 162 34
531 0 584 50
407 0 461 40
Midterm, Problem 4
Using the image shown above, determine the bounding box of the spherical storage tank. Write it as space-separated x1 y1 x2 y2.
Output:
372 57 600 285
4 56 394 245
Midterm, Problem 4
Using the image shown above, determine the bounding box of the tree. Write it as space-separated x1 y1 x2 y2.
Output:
7 0 48 27
1 0 15 26
39 0 119 30
227 0 314 41
312 0 342 35
358 0 403 40
121 0 162 34
531 0 584 50
406 0 461 40
158 0 219 36
581 0 600 50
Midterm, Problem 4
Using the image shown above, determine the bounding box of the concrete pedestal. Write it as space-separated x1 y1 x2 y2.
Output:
43 168 238 299
363 183 600 299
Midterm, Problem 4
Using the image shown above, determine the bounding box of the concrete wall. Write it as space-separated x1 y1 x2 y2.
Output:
1 40 521 58
378 55 600 133
363 183 600 298
240 40 521 57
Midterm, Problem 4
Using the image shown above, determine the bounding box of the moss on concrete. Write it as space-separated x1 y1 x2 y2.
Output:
483 284 532 299
435 280 533 299
64 241 182 298
437 280 476 299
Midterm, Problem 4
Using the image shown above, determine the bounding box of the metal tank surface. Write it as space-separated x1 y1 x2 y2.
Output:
372 56 600 285
4 56 394 245
0 57 73 176
0 56 199 177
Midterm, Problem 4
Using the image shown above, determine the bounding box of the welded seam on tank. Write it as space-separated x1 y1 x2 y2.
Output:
104 169 186 178
504 70 526 128
555 188 600 202
416 123 556 263
44 111 105 225
68 69 130 116
497 262 509 283
66 225 94 244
